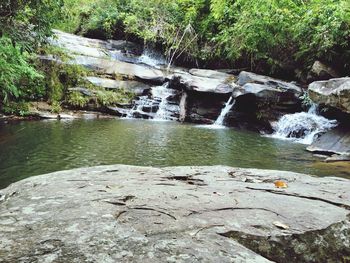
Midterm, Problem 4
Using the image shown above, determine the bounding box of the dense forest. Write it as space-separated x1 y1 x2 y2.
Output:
1 0 349 114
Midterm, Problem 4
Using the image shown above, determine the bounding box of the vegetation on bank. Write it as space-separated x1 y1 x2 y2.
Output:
0 0 349 114
57 0 350 76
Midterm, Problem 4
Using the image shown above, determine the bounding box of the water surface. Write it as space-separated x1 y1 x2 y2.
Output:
0 119 349 189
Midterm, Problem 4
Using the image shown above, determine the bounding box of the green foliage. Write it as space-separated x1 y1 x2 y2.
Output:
0 37 44 104
61 0 349 76
67 91 90 108
95 89 133 106
0 0 64 114
1 102 31 116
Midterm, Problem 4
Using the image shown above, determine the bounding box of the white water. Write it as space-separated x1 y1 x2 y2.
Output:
270 104 337 144
138 48 167 68
212 97 236 128
153 83 179 121
126 83 179 121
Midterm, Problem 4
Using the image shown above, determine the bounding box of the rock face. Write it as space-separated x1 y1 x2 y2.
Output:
46 30 306 128
169 73 235 94
307 61 340 82
85 76 151 96
309 77 350 114
0 165 349 262
307 126 350 156
236 71 303 103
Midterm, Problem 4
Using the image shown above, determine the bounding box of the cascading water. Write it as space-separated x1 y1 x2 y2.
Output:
138 48 167 68
152 83 179 121
212 97 236 127
270 104 337 144
126 83 179 121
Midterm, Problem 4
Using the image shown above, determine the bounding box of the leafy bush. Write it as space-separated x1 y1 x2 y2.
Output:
62 0 350 76
0 37 43 104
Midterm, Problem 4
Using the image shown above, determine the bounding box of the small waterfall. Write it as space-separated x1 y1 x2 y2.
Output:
213 97 236 127
153 83 179 121
126 83 179 121
270 104 337 144
138 48 166 68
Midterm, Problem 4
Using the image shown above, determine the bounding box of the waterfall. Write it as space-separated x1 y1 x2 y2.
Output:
153 83 179 121
126 83 179 121
213 97 236 127
138 48 166 68
270 104 337 144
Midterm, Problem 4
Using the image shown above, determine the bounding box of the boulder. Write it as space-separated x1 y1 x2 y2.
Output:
307 126 350 155
237 71 303 99
308 77 350 114
0 165 349 262
307 61 340 81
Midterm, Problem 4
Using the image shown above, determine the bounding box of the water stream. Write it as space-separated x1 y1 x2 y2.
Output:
126 83 179 121
270 104 337 144
210 96 236 128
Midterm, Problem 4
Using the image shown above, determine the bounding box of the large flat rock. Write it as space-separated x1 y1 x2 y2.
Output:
72 55 165 84
0 165 349 262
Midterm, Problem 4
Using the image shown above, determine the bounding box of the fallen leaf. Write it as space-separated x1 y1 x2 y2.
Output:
274 180 288 188
273 221 290 230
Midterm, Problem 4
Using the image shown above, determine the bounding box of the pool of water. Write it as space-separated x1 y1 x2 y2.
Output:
0 119 349 189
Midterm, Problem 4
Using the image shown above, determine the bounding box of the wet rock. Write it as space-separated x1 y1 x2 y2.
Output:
307 126 350 155
307 61 340 82
106 106 130 116
0 165 349 262
308 77 350 114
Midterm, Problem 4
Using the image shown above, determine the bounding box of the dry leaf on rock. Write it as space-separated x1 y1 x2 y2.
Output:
274 180 288 188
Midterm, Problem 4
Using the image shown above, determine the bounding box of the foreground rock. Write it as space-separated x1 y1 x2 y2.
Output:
309 77 350 114
0 165 349 262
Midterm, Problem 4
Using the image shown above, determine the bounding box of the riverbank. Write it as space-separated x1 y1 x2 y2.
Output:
0 164 349 262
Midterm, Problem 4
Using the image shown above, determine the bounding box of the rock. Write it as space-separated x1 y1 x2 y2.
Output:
308 77 350 114
307 126 350 155
169 74 236 94
85 76 150 95
307 61 340 81
237 71 303 99
0 165 349 262
325 154 350 163
189 68 233 80
72 55 166 84
68 87 94 96
107 106 130 116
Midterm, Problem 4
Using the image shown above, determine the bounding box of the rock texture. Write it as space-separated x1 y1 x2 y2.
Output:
0 165 349 262
309 77 350 114
236 71 303 103
307 61 340 82
307 126 350 156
